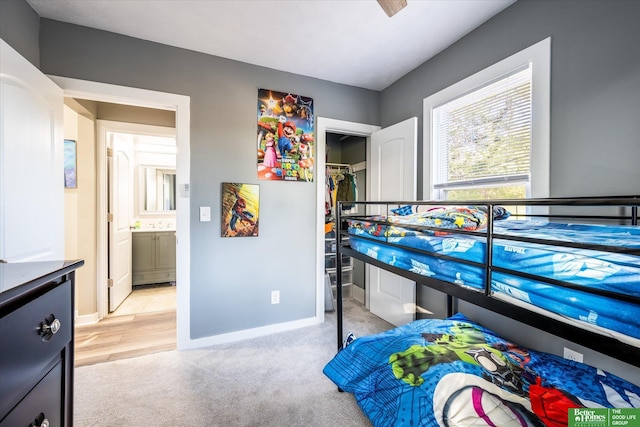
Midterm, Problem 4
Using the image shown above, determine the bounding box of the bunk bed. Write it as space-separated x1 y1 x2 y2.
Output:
323 196 640 427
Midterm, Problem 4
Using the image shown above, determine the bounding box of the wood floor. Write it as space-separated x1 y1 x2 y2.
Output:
74 285 176 367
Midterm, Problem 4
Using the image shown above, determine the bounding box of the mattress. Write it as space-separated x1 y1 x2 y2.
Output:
347 207 640 340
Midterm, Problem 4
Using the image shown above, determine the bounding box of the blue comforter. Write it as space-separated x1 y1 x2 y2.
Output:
324 315 640 427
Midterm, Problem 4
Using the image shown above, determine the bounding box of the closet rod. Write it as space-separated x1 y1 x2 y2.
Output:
326 162 351 168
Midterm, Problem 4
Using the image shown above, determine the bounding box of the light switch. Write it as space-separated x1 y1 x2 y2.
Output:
199 206 211 222
181 183 190 198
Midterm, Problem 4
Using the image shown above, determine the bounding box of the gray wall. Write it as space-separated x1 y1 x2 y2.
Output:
36 19 379 339
0 0 40 66
381 0 640 383
382 0 640 199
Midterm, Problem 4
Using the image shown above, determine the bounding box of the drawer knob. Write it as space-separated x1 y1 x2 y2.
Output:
40 314 61 340
31 413 50 427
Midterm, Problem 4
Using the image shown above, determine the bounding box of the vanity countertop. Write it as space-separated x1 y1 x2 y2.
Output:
132 228 175 233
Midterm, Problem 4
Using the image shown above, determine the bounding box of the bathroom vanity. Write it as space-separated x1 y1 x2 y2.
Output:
132 231 176 286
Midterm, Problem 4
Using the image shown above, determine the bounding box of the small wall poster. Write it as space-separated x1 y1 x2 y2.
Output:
257 88 314 182
64 139 77 188
221 183 260 237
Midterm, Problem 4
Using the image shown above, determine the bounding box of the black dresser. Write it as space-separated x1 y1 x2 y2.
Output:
0 260 84 427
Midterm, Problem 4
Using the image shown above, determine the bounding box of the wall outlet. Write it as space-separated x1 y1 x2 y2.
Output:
271 290 280 304
563 347 583 363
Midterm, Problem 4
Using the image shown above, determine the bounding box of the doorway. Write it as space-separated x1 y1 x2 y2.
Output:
102 122 177 314
65 109 178 365
53 75 192 351
316 117 418 328
316 118 380 321
325 132 367 305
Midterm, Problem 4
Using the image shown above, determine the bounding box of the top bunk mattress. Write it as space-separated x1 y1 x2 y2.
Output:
346 206 640 342
347 207 640 298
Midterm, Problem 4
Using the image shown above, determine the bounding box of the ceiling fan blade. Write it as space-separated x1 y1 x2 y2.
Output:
377 0 408 17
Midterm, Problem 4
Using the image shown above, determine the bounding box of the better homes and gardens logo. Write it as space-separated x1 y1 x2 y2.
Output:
571 409 608 427
569 408 640 427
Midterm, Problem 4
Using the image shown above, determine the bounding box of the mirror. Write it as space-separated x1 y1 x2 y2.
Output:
143 167 176 211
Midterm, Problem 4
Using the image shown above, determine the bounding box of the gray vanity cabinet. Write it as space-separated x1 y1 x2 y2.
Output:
132 232 176 286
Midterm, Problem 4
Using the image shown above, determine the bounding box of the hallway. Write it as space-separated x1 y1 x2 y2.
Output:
74 284 176 367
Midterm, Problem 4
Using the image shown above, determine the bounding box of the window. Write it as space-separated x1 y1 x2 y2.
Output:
423 38 550 206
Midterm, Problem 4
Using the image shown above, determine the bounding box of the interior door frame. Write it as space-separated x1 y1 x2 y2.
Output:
316 118 380 321
48 76 192 350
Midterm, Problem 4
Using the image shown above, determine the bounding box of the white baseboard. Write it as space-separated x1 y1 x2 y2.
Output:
75 310 100 326
352 285 365 304
179 316 322 350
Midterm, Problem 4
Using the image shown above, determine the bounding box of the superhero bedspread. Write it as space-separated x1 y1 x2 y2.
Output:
323 314 640 427
346 206 640 342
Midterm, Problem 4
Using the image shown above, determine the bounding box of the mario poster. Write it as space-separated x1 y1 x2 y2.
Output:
221 183 259 237
257 88 314 182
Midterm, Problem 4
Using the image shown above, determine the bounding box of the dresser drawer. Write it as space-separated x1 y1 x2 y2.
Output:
0 281 72 416
0 361 62 427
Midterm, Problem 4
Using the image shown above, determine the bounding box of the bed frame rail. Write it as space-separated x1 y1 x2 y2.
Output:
333 196 640 367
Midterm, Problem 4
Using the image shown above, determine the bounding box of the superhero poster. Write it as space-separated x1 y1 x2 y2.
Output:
221 183 259 237
257 88 314 182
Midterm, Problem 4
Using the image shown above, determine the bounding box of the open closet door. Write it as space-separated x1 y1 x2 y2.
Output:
368 117 417 326
0 39 64 262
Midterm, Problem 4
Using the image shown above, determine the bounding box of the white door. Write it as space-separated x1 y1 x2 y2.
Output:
368 117 417 326
0 39 64 262
108 132 134 312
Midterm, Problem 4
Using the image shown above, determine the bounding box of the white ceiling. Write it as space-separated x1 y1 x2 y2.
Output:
27 0 515 91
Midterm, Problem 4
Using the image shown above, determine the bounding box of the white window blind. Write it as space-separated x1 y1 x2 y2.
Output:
433 64 532 190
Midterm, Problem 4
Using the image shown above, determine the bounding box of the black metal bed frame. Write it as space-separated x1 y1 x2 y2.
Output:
333 196 640 367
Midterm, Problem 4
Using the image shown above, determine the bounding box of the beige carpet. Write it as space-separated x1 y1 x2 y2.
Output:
74 299 391 427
